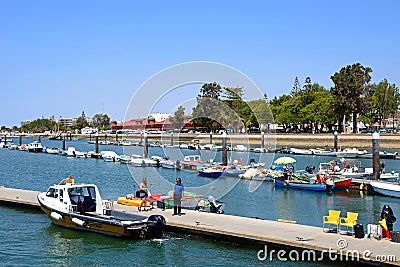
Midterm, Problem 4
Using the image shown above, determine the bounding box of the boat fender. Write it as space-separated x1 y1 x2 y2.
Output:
50 212 62 221
72 217 87 227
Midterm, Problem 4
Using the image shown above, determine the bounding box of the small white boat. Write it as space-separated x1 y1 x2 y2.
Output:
130 154 157 167
233 145 248 152
101 151 120 162
370 181 400 198
18 144 28 151
179 143 189 149
253 147 267 153
119 155 132 164
309 148 337 156
200 144 216 150
64 147 76 157
120 140 133 146
8 143 18 150
336 148 367 158
290 147 312 155
188 143 200 150
161 159 181 169
75 151 87 158
27 141 43 153
46 147 60 154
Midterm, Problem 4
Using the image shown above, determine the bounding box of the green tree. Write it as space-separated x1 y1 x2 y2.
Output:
92 114 111 130
21 119 56 133
372 79 400 127
248 99 274 131
290 77 301 97
169 106 186 130
299 91 336 132
191 82 223 132
330 63 374 133
76 111 89 130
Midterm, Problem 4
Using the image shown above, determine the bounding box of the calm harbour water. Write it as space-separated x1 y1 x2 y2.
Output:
0 138 399 266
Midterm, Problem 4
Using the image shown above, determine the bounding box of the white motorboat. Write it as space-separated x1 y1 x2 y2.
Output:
46 147 60 154
179 143 189 149
101 151 120 162
161 159 181 169
370 181 400 198
75 151 87 158
120 140 133 146
233 145 248 152
37 177 165 238
253 147 267 153
309 148 337 156
64 147 76 157
188 143 200 150
27 141 43 153
8 143 18 150
336 148 367 158
290 147 312 155
130 154 157 167
200 144 216 150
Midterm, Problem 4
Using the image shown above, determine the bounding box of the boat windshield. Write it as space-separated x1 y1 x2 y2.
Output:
68 186 96 199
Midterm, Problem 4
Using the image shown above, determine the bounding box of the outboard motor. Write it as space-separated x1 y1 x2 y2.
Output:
146 215 166 239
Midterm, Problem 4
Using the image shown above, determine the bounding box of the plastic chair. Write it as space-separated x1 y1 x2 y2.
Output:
339 212 358 234
323 210 341 233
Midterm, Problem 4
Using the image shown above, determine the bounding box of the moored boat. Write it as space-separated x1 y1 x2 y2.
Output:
274 176 334 192
370 181 400 198
46 147 60 154
332 177 352 190
290 148 313 155
27 141 43 153
198 167 226 178
37 177 166 239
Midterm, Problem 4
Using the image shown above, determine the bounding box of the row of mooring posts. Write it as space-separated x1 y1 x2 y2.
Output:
6 130 382 180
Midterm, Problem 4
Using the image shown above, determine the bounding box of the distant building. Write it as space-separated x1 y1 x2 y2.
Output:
58 117 76 127
21 120 33 126
111 113 193 131
80 127 98 134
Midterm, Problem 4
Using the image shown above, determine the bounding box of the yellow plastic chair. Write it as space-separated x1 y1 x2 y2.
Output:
339 212 358 234
323 210 341 233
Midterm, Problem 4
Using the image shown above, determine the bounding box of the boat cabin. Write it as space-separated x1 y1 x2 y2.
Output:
44 178 110 215
184 155 202 163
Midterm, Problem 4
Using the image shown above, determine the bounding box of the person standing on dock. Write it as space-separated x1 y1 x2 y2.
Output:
139 178 149 211
172 178 184 216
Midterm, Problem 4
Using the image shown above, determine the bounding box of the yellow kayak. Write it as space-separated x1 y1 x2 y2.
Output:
117 197 150 207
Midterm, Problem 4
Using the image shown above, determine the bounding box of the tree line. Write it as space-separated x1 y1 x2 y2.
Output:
170 63 400 134
2 112 112 133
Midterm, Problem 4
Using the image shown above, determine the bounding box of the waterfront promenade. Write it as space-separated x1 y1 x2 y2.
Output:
1 186 399 266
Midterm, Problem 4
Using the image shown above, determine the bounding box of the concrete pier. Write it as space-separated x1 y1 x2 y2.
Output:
1 186 399 265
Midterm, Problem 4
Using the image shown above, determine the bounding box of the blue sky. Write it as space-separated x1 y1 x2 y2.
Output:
1 1 399 127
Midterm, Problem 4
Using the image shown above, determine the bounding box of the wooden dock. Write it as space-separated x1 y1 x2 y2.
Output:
1 186 400 265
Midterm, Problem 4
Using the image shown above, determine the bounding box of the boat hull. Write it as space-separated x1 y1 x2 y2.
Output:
370 182 400 198
198 169 226 178
38 199 164 239
333 177 352 190
275 179 334 192
28 148 43 153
